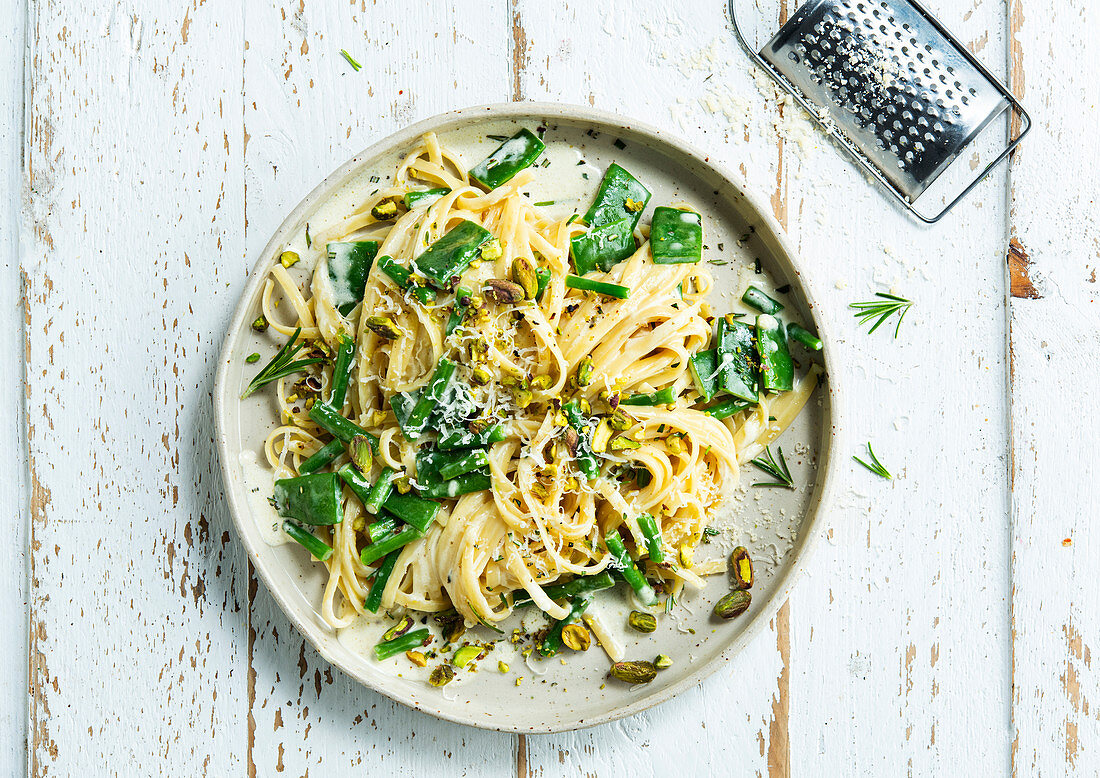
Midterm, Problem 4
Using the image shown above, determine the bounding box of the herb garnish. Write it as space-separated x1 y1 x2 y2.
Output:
340 49 362 72
750 446 794 488
534 200 555 207
850 292 912 338
853 442 892 479
241 326 325 399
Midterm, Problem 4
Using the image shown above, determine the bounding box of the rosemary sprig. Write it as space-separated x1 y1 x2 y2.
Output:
853 443 892 479
750 446 794 488
241 326 325 399
850 292 912 338
340 49 362 72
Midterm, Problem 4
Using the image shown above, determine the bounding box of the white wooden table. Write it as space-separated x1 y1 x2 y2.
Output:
6 1 1098 775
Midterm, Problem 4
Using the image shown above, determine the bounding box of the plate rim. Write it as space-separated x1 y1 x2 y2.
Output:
213 101 845 733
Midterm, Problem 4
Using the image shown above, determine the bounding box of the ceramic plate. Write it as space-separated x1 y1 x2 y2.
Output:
214 103 842 732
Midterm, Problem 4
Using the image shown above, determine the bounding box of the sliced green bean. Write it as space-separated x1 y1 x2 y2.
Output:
363 467 396 514
283 520 333 561
565 274 630 299
364 549 400 613
619 387 675 406
584 163 651 229
756 315 794 392
705 397 751 420
373 627 430 660
689 349 719 402
636 513 664 563
788 323 823 351
438 449 489 480
538 595 593 657
741 285 784 315
360 526 422 565
329 334 355 407
308 402 380 448
570 218 636 276
381 491 441 534
298 439 344 475
273 472 343 526
414 220 493 290
404 187 450 209
605 529 657 606
716 317 760 403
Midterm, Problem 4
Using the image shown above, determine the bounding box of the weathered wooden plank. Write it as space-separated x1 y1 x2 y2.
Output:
3 1 28 773
239 2 518 774
1009 1 1100 773
23 1 250 774
786 1 1014 774
511 2 791 773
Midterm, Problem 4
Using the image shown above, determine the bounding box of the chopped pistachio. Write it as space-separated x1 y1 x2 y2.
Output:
393 475 412 495
654 654 673 669
371 199 399 220
406 650 428 667
609 436 641 451
480 238 503 261
513 388 534 409
382 615 415 642
576 397 591 416
678 543 694 569
245 352 261 364
624 197 644 213
453 645 482 668
251 315 269 333
591 419 612 453
470 367 492 386
666 434 685 455
365 316 400 340
351 516 366 531
531 374 552 391
279 250 300 268
530 481 550 500
428 665 455 687
607 409 631 431
435 611 466 643
498 660 509 673
576 356 594 387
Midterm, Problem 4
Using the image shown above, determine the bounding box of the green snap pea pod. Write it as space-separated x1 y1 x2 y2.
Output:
298 438 344 474
421 471 492 499
329 334 356 407
360 526 423 565
538 595 593 656
438 449 489 480
272 472 343 526
416 448 494 497
565 274 631 300
283 520 334 561
619 387 676 406
404 187 450 209
368 514 398 544
437 421 505 450
364 549 400 613
337 463 372 504
562 400 599 480
363 467 396 514
445 285 473 337
689 349 719 402
373 627 430 660
636 513 664 563
650 207 702 264
309 402 380 448
716 317 760 403
413 221 493 290
756 315 794 392
469 128 546 189
741 285 784 315
535 268 551 301
584 163 651 228
605 529 658 606
397 358 456 440
381 491 441 534
705 397 752 420
787 323 823 351
570 218 636 275
376 255 436 305
511 571 616 608
327 241 379 315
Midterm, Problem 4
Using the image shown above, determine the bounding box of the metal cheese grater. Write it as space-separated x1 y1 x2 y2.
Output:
729 0 1031 222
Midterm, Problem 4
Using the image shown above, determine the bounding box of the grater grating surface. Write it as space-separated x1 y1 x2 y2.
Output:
761 0 1008 201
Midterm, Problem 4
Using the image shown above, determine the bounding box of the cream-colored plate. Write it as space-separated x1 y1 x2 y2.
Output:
214 103 843 733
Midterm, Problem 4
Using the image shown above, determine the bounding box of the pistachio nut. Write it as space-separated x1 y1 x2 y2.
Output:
371 199 399 220
590 419 612 453
561 623 591 651
576 397 592 416
511 256 538 299
428 665 455 687
607 409 631 431
279 250 300 268
713 589 751 620
484 278 525 304
513 388 534 409
406 650 428 667
470 367 492 386
365 315 400 340
350 434 373 473
453 645 482 668
530 374 552 391
609 660 657 684
654 654 673 669
382 615 415 642
435 611 466 644
480 238 504 261
251 315 269 333
678 543 694 569
627 610 657 633
559 427 579 457
609 436 641 451
576 355 594 387
731 546 753 590
498 660 509 673
666 434 685 455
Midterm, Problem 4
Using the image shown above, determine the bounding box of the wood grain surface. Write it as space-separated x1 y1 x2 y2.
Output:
6 0 1095 775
